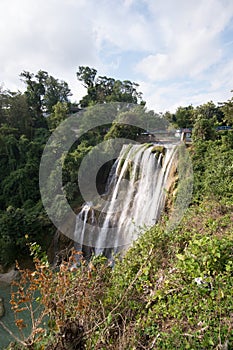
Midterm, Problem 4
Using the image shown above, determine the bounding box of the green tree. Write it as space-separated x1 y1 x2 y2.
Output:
0 203 52 266
20 70 72 123
5 91 33 138
0 124 20 175
173 105 194 128
0 89 32 135
0 86 8 125
193 101 224 124
0 122 52 265
20 70 47 122
192 115 216 142
104 106 158 141
220 93 233 125
77 66 144 107
43 76 72 113
163 110 176 126
48 101 70 130
77 66 97 89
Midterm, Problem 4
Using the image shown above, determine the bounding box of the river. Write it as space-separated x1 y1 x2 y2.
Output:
0 282 31 349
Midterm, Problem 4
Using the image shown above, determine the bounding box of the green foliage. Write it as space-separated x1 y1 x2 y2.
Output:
191 135 233 203
193 101 224 124
3 249 110 349
0 91 33 138
1 68 233 349
0 202 52 266
0 128 50 208
165 101 226 131
76 66 97 89
20 70 71 119
219 94 233 125
0 85 54 266
47 101 70 130
192 115 216 142
104 117 142 141
104 106 167 141
4 200 233 349
173 105 194 128
90 201 233 349
77 66 145 107
62 104 163 204
42 76 71 114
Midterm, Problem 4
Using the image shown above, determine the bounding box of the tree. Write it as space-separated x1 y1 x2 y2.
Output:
0 86 8 125
192 115 216 142
20 70 72 125
0 115 52 265
219 93 233 125
193 101 224 125
47 101 70 130
173 106 194 128
4 91 33 138
104 111 142 141
163 111 176 126
77 66 97 89
20 70 47 122
76 66 145 107
43 76 72 113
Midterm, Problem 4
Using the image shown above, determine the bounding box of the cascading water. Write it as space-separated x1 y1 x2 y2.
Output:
74 202 95 257
74 143 177 257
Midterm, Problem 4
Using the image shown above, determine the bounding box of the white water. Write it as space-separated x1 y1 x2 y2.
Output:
74 143 177 256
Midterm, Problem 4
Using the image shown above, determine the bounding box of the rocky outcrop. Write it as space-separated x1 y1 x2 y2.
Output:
0 297 5 317
0 268 19 284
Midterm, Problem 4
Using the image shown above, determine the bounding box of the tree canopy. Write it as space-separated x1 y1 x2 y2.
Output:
0 67 232 268
77 66 145 107
20 70 72 123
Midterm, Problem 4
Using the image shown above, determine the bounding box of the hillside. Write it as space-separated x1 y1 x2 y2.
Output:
2 127 232 350
0 69 232 349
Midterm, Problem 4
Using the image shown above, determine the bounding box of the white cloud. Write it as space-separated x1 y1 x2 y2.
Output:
138 80 194 112
0 0 232 110
0 0 99 95
92 2 154 53
139 75 233 113
131 0 233 111
136 0 233 81
123 0 134 8
209 59 233 92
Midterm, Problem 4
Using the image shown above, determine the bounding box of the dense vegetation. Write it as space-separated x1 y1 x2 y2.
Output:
0 68 232 349
0 67 145 267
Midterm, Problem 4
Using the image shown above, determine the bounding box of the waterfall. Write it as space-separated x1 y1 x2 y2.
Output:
74 143 177 257
74 202 95 256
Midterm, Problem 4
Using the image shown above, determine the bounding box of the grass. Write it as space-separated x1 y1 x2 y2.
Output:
88 199 233 349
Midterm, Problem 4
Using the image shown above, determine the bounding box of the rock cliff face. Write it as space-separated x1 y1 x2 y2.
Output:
48 143 185 261
73 143 178 255
0 297 5 317
0 268 19 284
164 156 179 215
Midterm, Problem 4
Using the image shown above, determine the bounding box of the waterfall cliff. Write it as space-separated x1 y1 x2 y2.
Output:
74 143 177 257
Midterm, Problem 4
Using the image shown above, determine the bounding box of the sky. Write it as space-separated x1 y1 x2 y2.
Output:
1 0 233 113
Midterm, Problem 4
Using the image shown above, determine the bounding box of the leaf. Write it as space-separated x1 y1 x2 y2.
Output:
176 254 185 261
218 289 224 299
107 313 112 325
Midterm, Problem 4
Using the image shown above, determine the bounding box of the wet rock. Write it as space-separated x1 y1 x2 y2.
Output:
0 297 5 317
0 268 19 284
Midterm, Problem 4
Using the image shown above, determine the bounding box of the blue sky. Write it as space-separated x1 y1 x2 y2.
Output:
1 0 233 112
